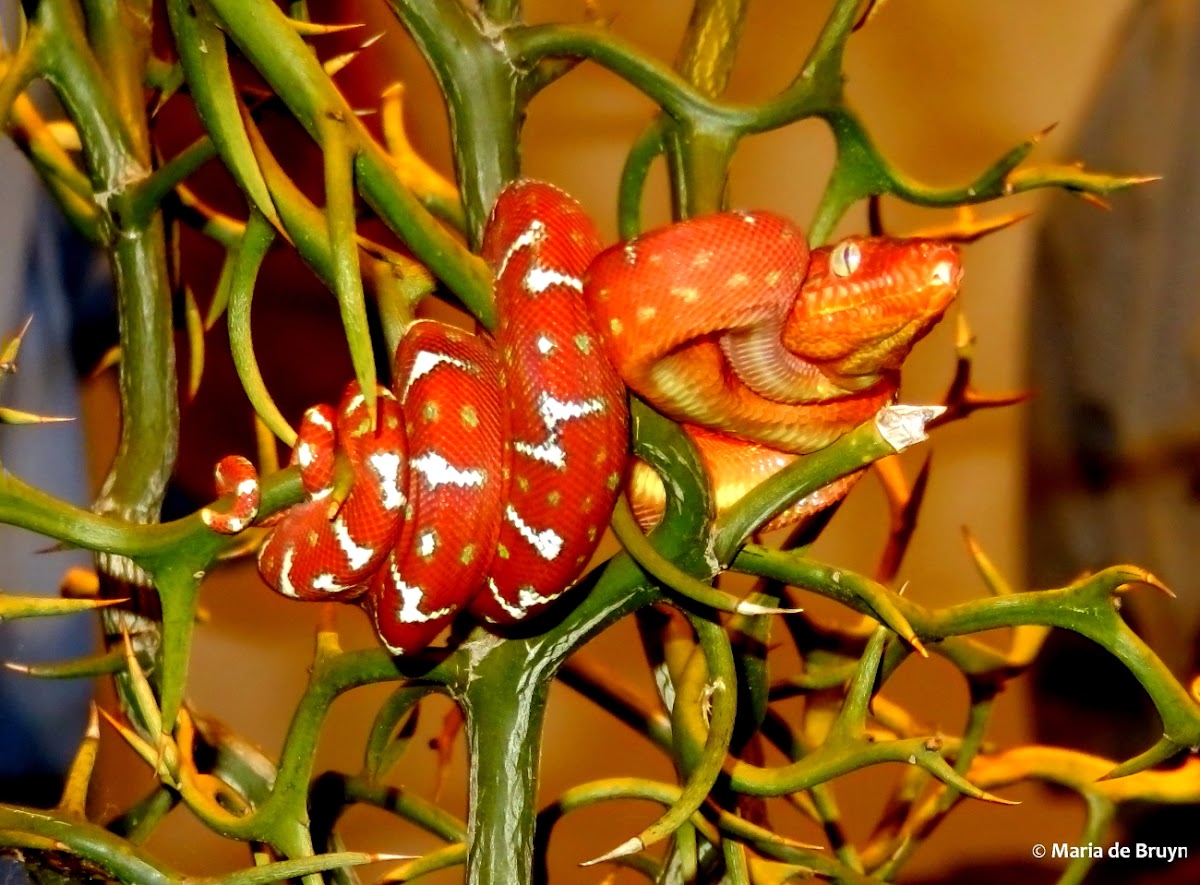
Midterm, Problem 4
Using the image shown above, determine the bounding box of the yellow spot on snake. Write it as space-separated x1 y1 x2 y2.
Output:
423 401 440 422
587 526 597 541
671 286 699 302
307 530 319 547
727 272 751 287
692 251 712 267
574 334 591 354
609 317 623 335
517 475 530 493
765 270 782 286
546 490 562 507
461 404 478 428
637 306 656 322
606 472 620 491
460 543 476 565
497 542 509 560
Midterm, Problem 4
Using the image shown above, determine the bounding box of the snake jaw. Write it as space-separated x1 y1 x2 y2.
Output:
718 320 858 404
782 237 962 377
717 237 960 403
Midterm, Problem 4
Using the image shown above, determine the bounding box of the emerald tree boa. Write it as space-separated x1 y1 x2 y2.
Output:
204 180 961 654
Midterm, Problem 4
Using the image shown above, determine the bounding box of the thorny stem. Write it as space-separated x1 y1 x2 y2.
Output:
0 1 1185 883
384 0 521 246
34 0 177 537
459 639 553 885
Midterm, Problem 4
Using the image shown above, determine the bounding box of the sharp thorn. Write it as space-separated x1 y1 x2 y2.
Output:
581 837 645 867
735 601 804 616
1032 121 1059 142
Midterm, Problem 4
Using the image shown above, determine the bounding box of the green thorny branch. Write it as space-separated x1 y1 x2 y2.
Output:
0 1 1184 884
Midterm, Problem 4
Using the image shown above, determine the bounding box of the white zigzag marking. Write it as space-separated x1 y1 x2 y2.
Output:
505 504 563 560
521 585 566 608
404 350 474 399
513 438 566 468
334 516 374 570
276 546 299 599
494 219 545 281
410 451 485 489
513 393 605 469
312 572 350 594
391 561 453 624
369 451 405 510
305 409 333 431
525 265 583 293
296 441 315 467
486 577 524 621
484 577 567 622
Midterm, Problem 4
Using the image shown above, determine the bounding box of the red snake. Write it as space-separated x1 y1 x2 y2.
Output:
204 181 961 654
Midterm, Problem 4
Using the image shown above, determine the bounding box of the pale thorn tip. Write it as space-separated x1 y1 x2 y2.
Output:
735 601 804 616
580 836 645 867
876 404 946 451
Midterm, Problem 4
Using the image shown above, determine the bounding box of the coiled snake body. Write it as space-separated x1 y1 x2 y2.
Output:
205 181 960 653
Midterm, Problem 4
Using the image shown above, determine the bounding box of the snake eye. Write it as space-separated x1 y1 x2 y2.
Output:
830 240 861 278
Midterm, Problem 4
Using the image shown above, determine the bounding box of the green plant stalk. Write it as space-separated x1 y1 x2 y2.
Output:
0 805 179 885
431 406 703 884
33 2 180 745
36 0 177 532
871 691 996 878
337 775 466 843
384 0 521 245
164 0 279 226
199 0 494 325
737 549 1200 762
458 637 552 885
662 0 746 218
79 0 152 158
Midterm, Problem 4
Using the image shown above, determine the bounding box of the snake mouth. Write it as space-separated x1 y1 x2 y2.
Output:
716 238 960 404
783 238 962 370
719 321 867 403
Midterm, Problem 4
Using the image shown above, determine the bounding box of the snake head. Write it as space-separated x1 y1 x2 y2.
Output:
782 236 962 382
